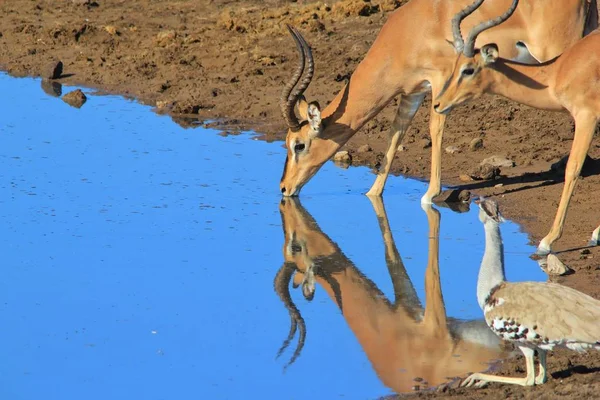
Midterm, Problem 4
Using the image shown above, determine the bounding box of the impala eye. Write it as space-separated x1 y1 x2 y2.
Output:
294 143 306 153
462 68 475 76
290 242 302 254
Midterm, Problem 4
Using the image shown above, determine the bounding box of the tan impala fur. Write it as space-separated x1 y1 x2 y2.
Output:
274 197 509 393
278 0 598 202
434 2 600 255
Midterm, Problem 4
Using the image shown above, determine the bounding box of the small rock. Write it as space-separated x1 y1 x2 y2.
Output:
481 156 515 168
581 248 591 255
155 100 170 109
155 30 177 46
104 25 118 35
433 189 471 204
542 254 572 276
62 89 87 108
396 144 406 152
43 60 63 80
333 150 352 163
445 146 460 155
459 174 473 182
419 138 432 149
494 183 504 188
469 137 484 151
469 164 500 180
357 144 372 153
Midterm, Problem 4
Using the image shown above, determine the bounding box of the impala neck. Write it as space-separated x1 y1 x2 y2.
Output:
477 220 506 310
320 64 398 145
487 59 563 112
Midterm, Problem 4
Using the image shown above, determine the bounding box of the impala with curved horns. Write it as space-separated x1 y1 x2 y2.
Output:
274 197 510 392
279 0 598 200
433 2 600 255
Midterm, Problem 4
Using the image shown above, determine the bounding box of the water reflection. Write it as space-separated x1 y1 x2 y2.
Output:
40 79 62 97
275 198 508 393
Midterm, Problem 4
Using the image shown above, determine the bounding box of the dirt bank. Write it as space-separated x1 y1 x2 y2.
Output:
1 1 600 398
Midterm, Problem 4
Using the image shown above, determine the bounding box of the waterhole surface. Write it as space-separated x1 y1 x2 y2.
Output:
0 74 546 399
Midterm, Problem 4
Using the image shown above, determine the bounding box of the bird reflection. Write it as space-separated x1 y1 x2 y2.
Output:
274 197 511 393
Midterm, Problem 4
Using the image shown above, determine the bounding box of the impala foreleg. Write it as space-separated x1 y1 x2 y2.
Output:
421 104 447 204
537 115 597 255
366 93 425 197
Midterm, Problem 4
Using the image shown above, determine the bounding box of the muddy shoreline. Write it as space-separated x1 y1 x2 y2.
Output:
2 0 600 398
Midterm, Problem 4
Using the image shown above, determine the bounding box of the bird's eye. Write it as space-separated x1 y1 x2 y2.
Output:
294 143 306 152
462 68 475 76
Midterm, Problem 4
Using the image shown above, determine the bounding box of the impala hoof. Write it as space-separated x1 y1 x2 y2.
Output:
534 246 551 257
534 238 553 256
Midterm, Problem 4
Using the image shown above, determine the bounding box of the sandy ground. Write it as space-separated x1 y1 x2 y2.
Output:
2 0 600 398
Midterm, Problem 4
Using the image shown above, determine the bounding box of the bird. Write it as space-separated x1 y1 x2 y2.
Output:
463 197 600 387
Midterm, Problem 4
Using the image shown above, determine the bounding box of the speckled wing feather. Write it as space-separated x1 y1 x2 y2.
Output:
484 282 600 351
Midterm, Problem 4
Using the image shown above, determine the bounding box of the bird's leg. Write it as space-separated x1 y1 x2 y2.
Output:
535 349 548 384
461 346 536 388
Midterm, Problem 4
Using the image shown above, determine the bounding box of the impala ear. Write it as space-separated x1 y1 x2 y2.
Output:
481 44 499 65
306 101 322 137
297 96 322 137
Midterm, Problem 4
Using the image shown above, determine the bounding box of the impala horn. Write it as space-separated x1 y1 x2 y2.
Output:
273 262 307 371
280 25 315 132
451 0 519 57
464 0 519 57
451 0 485 53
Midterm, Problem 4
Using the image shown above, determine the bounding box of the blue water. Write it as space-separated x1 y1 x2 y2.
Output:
0 74 546 399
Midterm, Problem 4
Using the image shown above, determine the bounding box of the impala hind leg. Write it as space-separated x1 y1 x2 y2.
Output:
366 93 425 197
537 115 597 255
421 104 447 204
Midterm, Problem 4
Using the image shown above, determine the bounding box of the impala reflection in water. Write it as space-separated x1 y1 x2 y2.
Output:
0 73 548 399
275 197 512 392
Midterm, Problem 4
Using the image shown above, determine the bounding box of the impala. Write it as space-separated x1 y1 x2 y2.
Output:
278 0 597 201
433 2 600 255
274 197 508 392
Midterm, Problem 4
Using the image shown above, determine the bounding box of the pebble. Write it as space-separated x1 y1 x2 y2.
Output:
469 137 483 151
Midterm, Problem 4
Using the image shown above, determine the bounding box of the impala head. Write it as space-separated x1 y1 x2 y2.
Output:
279 25 329 197
274 197 340 369
434 0 518 115
280 197 333 300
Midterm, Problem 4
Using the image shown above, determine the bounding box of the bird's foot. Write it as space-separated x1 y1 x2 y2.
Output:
461 373 490 389
461 372 535 388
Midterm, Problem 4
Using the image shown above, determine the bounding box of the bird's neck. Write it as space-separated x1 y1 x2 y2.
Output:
478 221 506 309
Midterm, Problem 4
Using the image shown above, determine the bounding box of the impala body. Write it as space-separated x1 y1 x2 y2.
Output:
274 197 507 392
433 2 600 255
278 0 597 201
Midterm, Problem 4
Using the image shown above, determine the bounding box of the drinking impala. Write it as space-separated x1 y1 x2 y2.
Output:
278 0 597 202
